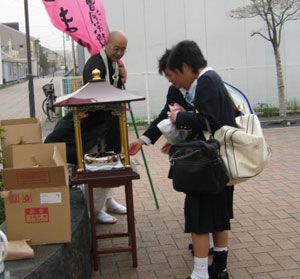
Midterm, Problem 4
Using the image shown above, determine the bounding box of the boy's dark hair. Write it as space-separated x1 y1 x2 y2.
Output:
167 40 207 74
158 48 172 75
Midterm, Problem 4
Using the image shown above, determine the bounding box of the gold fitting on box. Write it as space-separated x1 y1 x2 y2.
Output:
92 69 101 80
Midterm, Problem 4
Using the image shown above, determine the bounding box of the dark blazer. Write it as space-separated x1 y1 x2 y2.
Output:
143 85 194 144
175 70 237 138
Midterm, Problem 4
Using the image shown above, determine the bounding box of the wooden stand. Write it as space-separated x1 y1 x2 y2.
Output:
55 70 145 270
71 167 140 270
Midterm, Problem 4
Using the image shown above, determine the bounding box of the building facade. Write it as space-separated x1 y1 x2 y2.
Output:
81 0 300 122
0 23 40 85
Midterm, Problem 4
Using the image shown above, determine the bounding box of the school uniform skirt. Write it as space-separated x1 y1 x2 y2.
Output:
184 186 234 234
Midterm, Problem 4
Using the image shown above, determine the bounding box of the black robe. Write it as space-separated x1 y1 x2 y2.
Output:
44 53 121 164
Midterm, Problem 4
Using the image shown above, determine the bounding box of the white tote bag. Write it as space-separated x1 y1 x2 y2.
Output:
214 114 271 185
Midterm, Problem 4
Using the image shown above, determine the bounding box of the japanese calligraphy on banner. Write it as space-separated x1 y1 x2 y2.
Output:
42 0 109 55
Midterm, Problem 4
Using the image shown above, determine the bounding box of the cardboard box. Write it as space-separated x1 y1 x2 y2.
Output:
2 143 71 245
0 118 42 168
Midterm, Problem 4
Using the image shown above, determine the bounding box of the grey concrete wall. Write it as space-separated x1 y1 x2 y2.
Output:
82 0 300 122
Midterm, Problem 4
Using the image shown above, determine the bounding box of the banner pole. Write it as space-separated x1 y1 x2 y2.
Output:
122 82 159 209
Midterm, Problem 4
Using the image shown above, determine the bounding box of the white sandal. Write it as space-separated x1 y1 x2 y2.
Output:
95 210 117 224
106 198 127 215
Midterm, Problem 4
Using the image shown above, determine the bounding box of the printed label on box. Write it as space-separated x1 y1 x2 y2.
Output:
22 193 32 203
25 208 49 223
9 194 20 204
17 171 51 185
40 192 62 204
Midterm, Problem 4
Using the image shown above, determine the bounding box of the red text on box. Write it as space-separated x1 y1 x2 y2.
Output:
25 207 49 223
17 171 51 185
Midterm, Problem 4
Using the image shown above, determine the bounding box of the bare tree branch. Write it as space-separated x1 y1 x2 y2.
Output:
228 0 300 120
251 31 271 42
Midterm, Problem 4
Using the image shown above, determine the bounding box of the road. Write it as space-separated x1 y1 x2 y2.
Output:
0 73 63 123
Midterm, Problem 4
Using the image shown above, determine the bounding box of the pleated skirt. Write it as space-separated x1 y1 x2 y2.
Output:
184 186 234 234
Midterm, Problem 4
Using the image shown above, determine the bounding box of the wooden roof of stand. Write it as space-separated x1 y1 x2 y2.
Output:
54 69 145 107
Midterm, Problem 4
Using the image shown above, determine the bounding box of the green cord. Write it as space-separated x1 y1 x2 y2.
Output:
122 82 159 209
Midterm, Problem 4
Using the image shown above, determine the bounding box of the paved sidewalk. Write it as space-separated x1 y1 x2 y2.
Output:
0 76 62 123
87 126 300 279
3 82 299 279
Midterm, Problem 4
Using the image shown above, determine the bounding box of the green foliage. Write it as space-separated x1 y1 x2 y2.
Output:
50 60 57 71
39 46 49 69
127 119 148 127
254 99 300 118
253 103 280 117
57 107 63 120
287 98 300 113
0 126 5 141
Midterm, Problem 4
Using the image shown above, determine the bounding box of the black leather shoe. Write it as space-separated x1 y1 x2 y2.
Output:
208 251 228 279
186 277 211 279
209 269 228 279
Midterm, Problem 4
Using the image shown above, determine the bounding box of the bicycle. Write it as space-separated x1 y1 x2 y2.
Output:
42 78 57 121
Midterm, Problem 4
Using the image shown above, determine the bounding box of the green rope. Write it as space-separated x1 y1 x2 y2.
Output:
123 82 159 209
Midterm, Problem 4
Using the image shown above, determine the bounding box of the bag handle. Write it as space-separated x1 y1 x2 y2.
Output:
170 149 201 164
204 119 214 140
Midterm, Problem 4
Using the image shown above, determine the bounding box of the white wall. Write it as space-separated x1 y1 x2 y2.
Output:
0 35 2 85
92 0 300 121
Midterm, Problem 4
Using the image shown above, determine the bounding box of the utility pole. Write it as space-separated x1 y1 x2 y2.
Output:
71 39 77 76
24 0 35 117
63 32 67 74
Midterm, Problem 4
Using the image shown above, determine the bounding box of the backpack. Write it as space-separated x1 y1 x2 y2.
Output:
214 114 271 185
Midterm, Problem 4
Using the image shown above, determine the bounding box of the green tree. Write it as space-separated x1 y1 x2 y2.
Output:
52 60 57 72
39 46 49 76
229 0 300 122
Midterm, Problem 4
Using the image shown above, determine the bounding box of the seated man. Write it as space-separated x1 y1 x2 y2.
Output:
44 109 126 224
45 30 128 224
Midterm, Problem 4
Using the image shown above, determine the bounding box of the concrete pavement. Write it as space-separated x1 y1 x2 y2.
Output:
0 75 62 124
89 126 300 279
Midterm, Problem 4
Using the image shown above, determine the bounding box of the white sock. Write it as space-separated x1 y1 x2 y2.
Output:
105 197 120 208
213 246 228 252
190 256 209 279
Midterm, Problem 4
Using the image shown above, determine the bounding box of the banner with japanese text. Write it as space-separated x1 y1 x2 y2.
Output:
42 0 109 55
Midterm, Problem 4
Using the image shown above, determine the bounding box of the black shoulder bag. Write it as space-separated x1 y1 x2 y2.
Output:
169 119 228 195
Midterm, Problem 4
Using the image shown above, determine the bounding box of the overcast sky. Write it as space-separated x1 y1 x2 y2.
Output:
0 0 73 51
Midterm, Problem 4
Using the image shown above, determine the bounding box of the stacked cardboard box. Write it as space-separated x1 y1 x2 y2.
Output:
1 118 42 168
0 118 71 245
